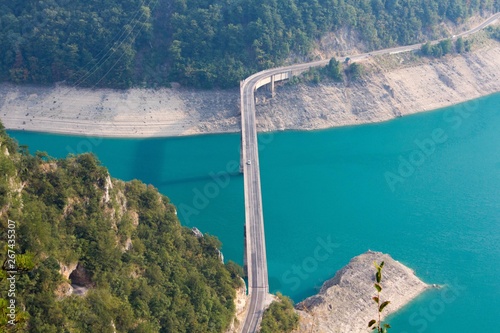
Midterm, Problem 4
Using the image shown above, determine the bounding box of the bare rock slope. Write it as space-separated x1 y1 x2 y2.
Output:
1 38 499 137
257 38 500 133
293 251 429 333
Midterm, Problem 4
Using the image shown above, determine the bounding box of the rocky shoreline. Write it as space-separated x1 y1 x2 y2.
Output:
292 251 430 333
1 37 500 138
256 37 500 133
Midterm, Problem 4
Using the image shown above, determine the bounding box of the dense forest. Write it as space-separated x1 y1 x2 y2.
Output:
0 0 499 88
0 123 241 333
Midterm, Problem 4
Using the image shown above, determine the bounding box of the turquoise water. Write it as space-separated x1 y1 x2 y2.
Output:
7 93 500 332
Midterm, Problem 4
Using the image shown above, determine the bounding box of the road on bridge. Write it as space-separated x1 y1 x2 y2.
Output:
238 12 499 333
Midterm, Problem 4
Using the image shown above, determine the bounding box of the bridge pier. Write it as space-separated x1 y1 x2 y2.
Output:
270 75 275 98
263 75 276 98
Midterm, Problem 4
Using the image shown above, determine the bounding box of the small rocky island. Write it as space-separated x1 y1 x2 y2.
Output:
292 251 430 333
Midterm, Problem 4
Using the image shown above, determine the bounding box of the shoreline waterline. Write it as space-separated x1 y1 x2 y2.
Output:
2 36 500 138
3 91 499 139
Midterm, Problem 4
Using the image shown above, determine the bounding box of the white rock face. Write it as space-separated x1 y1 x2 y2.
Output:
293 251 430 333
58 261 78 280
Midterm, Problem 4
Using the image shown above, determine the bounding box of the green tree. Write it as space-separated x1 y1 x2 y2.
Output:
260 293 299 333
455 37 465 53
431 45 443 57
421 42 432 56
324 58 343 81
368 261 391 333
487 26 500 41
438 39 453 55
347 62 364 81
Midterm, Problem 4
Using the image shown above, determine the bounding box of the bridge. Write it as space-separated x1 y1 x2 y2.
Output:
238 60 329 333
237 12 500 333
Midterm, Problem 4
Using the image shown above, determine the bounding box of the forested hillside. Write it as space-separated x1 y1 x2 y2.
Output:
0 123 241 332
1 0 498 88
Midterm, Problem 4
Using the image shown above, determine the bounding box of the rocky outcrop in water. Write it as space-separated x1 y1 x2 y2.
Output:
293 251 430 333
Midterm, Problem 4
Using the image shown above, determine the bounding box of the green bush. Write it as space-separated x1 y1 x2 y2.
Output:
420 39 456 58
324 58 343 81
486 26 500 41
347 62 364 81
260 293 299 333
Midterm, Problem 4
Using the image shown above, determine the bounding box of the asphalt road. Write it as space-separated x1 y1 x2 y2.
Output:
239 73 270 333
238 12 499 333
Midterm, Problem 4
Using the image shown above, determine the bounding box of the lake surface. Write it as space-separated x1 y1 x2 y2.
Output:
8 93 500 332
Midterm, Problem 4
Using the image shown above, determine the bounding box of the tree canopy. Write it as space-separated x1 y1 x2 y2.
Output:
0 0 498 88
487 25 500 40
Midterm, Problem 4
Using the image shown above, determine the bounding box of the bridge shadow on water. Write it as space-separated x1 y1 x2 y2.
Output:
155 172 242 187
131 139 168 185
131 138 242 187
